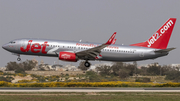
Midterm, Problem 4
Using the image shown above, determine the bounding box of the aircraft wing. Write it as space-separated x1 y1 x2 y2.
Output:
76 32 116 60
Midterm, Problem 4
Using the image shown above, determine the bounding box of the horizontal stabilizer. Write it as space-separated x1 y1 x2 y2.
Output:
155 48 176 53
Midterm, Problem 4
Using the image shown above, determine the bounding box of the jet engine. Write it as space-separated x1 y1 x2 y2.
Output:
59 52 78 62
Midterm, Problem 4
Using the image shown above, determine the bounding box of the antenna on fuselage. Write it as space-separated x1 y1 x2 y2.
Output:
79 40 82 42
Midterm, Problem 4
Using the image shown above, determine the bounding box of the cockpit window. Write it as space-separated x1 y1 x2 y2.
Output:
9 41 16 44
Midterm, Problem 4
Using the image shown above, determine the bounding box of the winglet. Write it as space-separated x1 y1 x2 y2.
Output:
105 32 116 45
112 39 117 44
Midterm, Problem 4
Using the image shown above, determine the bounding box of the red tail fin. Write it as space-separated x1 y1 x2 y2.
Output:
105 32 116 45
130 18 176 49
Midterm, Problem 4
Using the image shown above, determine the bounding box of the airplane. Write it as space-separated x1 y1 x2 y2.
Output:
2 18 176 67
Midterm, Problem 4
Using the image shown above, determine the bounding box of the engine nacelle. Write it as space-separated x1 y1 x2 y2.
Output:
59 52 78 62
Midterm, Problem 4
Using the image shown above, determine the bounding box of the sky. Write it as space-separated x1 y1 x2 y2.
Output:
0 0 180 67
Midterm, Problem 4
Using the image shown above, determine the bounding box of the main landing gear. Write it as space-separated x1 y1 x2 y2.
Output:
84 61 91 67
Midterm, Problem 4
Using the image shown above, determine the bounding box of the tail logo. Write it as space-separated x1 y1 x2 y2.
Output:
160 20 173 34
147 33 160 47
147 20 174 48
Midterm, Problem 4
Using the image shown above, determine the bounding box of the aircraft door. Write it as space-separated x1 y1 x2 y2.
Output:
21 39 27 49
15 40 18 50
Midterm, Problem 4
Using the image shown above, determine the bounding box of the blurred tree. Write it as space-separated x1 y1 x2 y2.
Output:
96 65 112 76
15 68 25 74
125 64 136 76
165 70 180 81
138 66 148 76
111 62 135 78
111 62 123 76
85 71 100 82
22 60 38 70
161 65 174 75
118 69 129 79
6 61 20 71
146 63 161 76
6 60 38 71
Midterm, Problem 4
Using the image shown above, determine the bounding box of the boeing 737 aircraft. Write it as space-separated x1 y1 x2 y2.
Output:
2 18 176 67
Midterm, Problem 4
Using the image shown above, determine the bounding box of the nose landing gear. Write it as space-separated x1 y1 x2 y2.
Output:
17 57 21 61
17 55 21 61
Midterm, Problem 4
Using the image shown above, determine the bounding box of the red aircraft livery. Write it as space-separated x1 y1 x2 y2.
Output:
20 40 49 54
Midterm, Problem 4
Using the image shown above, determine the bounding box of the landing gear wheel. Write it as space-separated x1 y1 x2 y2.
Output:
17 58 21 61
84 61 91 67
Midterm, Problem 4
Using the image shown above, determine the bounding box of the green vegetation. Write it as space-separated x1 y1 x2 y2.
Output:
1 80 180 87
95 62 180 82
0 76 14 82
30 74 61 82
0 92 180 101
2 61 180 83
135 77 151 82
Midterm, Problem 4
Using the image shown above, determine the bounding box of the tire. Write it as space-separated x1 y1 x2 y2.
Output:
17 58 21 61
84 61 91 67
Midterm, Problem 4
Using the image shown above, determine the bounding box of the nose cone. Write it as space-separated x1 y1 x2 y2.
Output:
2 44 8 50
